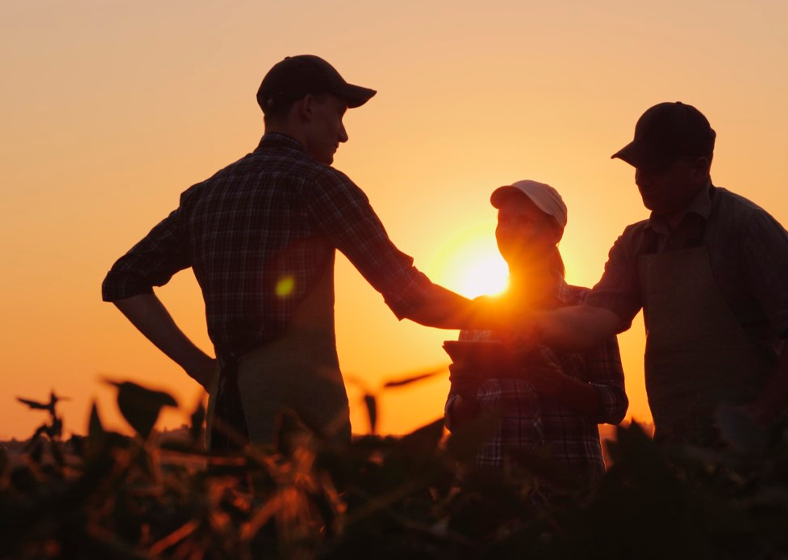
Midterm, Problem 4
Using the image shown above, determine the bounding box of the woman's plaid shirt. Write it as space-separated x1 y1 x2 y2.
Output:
445 281 628 478
102 133 431 360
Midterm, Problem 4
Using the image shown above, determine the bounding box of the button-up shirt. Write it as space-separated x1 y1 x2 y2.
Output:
102 133 431 360
445 280 628 478
587 182 788 362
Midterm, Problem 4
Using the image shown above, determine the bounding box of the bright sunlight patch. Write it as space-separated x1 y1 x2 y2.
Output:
428 222 509 299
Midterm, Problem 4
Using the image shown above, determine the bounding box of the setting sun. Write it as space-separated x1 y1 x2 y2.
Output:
428 223 510 299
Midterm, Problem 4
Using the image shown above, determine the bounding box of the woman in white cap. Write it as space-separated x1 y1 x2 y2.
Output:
444 180 628 481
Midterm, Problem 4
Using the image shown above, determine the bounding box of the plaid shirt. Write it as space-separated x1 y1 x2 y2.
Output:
445 280 627 478
103 133 431 360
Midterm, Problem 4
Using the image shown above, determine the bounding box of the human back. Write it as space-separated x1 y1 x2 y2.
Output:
179 135 366 360
103 55 492 450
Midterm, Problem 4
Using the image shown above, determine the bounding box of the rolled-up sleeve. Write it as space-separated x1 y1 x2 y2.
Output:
586 335 628 425
102 208 191 301
586 224 645 331
305 169 432 319
742 212 788 339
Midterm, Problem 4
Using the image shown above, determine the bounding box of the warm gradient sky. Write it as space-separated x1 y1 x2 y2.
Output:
2 0 787 440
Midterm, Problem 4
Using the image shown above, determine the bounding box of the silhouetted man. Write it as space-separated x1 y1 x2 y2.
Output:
103 55 485 449
526 102 788 445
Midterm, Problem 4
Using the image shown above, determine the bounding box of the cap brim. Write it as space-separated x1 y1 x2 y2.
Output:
490 186 520 208
334 83 377 108
611 141 675 172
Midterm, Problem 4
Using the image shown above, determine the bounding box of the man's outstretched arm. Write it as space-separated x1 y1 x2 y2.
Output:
113 294 216 391
533 304 624 353
404 284 485 330
405 286 625 345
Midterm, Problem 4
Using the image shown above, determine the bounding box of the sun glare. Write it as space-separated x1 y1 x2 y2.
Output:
428 223 510 299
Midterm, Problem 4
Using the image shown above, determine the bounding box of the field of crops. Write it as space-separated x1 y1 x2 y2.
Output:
3 380 788 560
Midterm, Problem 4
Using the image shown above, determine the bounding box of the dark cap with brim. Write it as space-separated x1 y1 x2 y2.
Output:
612 101 716 172
257 55 376 112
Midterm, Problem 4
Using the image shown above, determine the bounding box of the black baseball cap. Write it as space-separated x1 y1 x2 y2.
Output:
257 55 377 113
611 102 716 172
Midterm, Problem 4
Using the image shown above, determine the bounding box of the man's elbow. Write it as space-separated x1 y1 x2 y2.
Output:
605 392 629 426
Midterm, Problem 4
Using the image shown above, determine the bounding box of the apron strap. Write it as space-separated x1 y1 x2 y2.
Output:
209 355 250 452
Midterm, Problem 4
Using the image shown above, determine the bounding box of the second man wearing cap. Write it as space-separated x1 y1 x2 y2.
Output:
523 102 788 445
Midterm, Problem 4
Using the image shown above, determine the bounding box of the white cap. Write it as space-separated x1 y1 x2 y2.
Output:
490 179 567 229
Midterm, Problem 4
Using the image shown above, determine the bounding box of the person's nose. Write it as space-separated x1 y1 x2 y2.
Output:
338 123 348 143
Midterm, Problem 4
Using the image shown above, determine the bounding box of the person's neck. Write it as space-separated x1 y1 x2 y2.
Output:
659 179 711 230
507 260 557 303
265 124 308 150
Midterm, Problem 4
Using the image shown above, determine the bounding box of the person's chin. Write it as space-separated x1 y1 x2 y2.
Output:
640 196 659 212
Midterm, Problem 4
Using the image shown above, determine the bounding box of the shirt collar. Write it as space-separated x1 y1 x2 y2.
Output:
255 132 310 155
647 179 713 235
554 274 573 305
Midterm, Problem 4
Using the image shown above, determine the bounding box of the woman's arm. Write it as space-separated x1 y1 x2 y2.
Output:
525 348 604 416
583 336 629 424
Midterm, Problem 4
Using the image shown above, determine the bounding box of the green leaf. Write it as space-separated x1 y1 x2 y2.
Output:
190 401 206 444
363 393 377 435
85 401 108 461
16 396 50 410
104 380 178 439
88 401 105 440
382 368 443 388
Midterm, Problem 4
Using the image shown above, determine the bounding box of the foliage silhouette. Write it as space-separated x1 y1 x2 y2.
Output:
3 377 788 559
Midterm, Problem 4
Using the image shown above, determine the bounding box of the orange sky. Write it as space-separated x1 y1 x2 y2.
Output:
2 0 787 440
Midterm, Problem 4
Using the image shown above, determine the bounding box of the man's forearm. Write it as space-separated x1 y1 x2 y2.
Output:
406 284 534 331
405 285 479 329
405 285 624 355
534 305 623 353
112 294 216 390
555 376 604 416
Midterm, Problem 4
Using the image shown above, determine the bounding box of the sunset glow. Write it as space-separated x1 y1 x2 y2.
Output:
1 0 787 440
429 224 509 299
458 252 510 299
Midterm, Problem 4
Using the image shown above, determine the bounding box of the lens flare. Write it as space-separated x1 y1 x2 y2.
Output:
276 275 295 297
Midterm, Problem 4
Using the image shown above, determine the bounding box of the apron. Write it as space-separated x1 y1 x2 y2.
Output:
639 246 772 445
207 252 350 449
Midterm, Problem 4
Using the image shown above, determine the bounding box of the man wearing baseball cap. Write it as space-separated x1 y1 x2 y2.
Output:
527 102 788 445
102 55 490 449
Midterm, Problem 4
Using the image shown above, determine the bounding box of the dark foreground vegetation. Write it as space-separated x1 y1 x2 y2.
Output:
3 379 788 560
